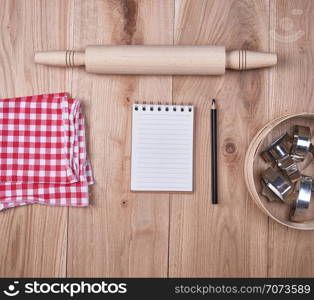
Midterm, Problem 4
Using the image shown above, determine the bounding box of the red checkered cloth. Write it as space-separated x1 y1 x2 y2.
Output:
0 93 94 210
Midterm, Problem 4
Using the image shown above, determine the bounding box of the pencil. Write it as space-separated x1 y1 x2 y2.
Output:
211 99 218 204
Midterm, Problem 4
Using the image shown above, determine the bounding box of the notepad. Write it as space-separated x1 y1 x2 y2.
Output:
131 104 194 191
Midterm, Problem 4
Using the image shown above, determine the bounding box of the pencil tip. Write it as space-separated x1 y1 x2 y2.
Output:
211 99 216 109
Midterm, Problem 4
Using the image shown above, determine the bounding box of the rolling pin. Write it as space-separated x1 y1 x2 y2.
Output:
34 45 277 75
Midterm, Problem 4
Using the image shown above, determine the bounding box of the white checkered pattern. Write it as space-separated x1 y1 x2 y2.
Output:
0 93 94 210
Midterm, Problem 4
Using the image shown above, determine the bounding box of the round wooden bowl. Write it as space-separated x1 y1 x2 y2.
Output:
245 113 314 230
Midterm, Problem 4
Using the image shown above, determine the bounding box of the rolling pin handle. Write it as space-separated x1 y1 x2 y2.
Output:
34 50 85 67
226 50 277 71
34 47 278 73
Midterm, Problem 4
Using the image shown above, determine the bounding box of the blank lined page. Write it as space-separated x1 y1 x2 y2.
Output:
131 104 194 191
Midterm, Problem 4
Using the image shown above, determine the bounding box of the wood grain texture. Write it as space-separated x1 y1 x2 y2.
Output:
169 0 269 277
0 0 313 278
0 0 71 277
268 0 314 277
66 0 173 277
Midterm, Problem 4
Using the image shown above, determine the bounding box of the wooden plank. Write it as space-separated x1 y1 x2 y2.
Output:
2 0 313 279
0 0 71 277
268 0 314 277
67 0 173 277
169 0 269 277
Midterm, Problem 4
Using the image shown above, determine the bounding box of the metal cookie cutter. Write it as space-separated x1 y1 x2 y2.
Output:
290 176 312 223
291 125 314 161
261 167 294 203
261 133 301 182
261 132 291 162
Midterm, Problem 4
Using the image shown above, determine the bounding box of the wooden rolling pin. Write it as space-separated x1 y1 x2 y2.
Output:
34 45 277 75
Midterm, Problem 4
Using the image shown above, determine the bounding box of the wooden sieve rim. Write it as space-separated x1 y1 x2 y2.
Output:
244 113 314 230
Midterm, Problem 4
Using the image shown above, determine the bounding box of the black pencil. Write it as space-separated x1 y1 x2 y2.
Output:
211 99 218 204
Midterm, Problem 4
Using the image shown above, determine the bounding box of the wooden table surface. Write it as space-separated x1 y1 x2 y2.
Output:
0 0 313 277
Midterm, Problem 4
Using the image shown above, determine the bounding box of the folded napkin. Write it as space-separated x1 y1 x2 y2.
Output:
0 93 93 210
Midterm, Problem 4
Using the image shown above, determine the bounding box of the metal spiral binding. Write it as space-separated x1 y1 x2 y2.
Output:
149 101 154 111
187 102 193 112
133 102 193 112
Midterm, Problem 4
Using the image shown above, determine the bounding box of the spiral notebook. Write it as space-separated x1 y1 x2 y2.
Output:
131 103 194 191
